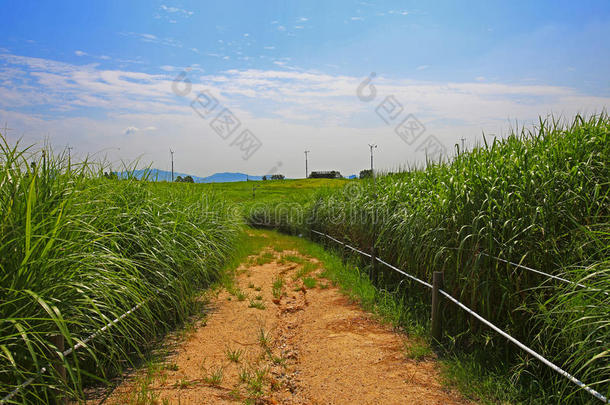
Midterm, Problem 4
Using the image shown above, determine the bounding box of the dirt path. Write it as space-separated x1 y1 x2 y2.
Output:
106 244 470 404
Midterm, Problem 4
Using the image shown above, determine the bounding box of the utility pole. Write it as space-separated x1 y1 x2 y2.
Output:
304 150 310 179
368 143 378 283
67 146 73 172
368 144 377 184
460 137 466 152
170 149 175 182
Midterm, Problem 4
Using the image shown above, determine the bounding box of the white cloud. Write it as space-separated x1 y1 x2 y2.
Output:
124 126 156 135
416 65 429 71
74 50 87 57
159 5 193 16
277 25 286 31
122 32 182 48
263 46 275 50
350 17 364 21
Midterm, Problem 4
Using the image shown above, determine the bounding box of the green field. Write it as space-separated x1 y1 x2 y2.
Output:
199 177 348 203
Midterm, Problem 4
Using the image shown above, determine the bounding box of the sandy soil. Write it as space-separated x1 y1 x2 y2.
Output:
103 247 470 405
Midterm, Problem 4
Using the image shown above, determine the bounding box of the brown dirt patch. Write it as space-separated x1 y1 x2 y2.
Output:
101 247 471 404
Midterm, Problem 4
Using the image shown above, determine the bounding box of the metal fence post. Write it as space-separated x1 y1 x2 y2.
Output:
50 335 67 404
431 271 444 344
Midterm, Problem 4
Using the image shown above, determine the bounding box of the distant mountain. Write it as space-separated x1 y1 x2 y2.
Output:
348 174 358 179
203 172 263 183
123 169 263 183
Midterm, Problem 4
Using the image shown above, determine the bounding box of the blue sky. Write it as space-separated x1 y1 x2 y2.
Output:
1 0 609 177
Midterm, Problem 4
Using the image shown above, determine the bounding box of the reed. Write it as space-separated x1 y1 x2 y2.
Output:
0 137 241 403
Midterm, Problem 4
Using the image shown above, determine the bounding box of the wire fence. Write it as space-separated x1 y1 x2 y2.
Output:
311 229 608 404
1 299 150 404
417 242 606 295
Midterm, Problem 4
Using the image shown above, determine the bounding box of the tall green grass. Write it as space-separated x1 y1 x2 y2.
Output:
246 114 610 403
0 137 241 403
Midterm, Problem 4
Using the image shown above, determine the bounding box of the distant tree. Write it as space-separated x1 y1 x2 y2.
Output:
359 169 372 179
184 175 194 183
271 174 285 180
262 175 267 181
175 175 183 182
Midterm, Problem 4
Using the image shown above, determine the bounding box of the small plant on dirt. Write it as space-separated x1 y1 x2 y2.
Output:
163 363 179 371
272 277 284 299
235 290 247 301
247 367 267 397
303 277 317 289
271 354 286 366
248 282 255 289
226 347 243 363
282 254 306 264
319 282 329 289
294 262 317 280
254 285 262 292
130 372 160 404
175 378 194 388
255 251 275 265
258 327 270 348
228 387 242 401
249 299 266 310
203 366 224 386
255 294 263 301
239 367 251 383
177 318 197 340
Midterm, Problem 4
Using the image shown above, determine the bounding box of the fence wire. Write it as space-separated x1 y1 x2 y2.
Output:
313 229 608 403
1 299 148 404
